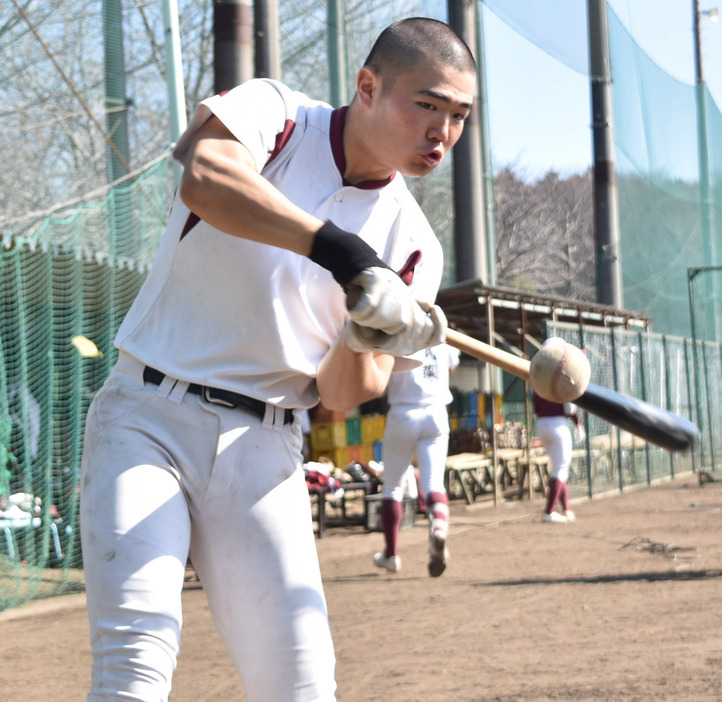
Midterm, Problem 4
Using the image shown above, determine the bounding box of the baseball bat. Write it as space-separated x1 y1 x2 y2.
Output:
445 328 700 452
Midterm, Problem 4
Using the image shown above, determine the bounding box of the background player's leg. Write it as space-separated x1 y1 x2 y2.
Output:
376 408 419 571
538 418 571 523
415 405 451 577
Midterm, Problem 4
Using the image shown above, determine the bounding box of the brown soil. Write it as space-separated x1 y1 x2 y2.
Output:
1 474 721 701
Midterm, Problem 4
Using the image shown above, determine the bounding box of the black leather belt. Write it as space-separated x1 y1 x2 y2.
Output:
143 367 294 425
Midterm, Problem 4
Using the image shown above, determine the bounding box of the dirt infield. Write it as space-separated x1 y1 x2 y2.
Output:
1 473 721 701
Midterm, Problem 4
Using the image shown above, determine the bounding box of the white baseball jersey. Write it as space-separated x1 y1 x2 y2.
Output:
386 343 460 407
115 79 443 409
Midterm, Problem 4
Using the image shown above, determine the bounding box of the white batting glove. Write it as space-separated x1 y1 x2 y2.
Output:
342 301 447 357
346 267 419 334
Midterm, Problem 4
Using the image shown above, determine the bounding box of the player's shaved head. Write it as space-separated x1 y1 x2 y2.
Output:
363 18 476 92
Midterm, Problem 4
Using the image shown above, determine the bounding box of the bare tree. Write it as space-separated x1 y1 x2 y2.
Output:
2 0 592 304
494 167 595 301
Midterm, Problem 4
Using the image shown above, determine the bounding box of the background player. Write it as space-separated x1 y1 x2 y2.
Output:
533 390 584 523
374 342 460 577
78 18 476 702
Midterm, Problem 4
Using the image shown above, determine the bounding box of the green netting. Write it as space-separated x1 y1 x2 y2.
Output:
0 159 168 610
608 10 722 339
480 0 722 339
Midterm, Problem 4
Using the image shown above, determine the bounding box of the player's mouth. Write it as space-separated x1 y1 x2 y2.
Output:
421 148 443 167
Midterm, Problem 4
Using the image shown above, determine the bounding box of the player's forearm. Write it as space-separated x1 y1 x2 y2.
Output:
316 340 394 412
179 126 321 256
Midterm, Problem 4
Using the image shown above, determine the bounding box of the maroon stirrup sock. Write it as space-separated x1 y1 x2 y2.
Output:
381 499 403 556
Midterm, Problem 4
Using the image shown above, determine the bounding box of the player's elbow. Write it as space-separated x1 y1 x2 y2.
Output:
318 368 390 412
178 160 209 214
319 386 382 413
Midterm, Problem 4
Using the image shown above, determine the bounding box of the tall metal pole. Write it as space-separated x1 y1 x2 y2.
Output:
103 0 130 185
102 0 136 259
254 0 281 79
474 1 496 286
692 0 718 341
327 0 348 107
214 0 253 93
447 0 487 285
588 0 622 308
162 0 187 185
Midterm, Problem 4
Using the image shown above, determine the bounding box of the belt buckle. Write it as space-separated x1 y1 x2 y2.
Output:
202 386 236 408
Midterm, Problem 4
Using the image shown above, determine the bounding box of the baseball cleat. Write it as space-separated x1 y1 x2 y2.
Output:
563 510 576 522
373 552 401 573
427 532 448 577
542 511 568 524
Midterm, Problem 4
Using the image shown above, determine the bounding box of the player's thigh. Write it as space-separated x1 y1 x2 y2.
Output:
415 406 450 495
189 421 335 702
537 418 571 478
381 408 420 499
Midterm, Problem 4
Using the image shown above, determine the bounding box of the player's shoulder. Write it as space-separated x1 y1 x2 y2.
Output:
205 79 332 127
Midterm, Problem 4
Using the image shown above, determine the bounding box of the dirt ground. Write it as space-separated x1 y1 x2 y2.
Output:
1 473 721 701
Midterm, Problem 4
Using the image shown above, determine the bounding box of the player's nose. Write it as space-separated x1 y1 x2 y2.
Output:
427 115 450 143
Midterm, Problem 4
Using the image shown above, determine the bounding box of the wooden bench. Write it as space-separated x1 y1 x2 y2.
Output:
516 452 550 498
445 453 494 505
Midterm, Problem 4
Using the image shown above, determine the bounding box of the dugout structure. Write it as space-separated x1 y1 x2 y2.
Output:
437 280 710 500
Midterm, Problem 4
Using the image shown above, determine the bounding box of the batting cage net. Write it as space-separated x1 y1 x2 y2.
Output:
1 0 721 611
546 321 718 502
0 159 169 610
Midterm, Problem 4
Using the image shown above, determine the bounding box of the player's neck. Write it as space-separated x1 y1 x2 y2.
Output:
342 101 395 185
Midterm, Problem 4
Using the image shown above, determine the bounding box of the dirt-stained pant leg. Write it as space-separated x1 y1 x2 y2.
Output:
81 355 336 702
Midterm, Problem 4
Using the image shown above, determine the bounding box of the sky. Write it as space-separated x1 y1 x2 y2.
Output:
481 0 722 180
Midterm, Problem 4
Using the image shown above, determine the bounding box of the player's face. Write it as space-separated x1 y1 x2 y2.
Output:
365 62 475 179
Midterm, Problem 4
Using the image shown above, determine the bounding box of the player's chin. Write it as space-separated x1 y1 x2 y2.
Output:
401 159 440 179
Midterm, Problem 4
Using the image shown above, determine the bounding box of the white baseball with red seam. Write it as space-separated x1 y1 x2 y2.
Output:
530 337 591 403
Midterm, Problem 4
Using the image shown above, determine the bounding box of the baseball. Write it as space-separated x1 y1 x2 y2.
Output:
530 337 591 403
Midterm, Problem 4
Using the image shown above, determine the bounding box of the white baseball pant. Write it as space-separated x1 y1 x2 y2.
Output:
80 353 336 702
381 403 450 501
536 415 573 483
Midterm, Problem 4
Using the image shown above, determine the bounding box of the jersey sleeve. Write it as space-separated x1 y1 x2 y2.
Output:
173 79 296 173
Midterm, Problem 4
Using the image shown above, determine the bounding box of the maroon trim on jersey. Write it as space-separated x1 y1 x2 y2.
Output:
532 392 566 418
267 119 297 164
179 212 201 241
397 249 421 285
330 107 395 190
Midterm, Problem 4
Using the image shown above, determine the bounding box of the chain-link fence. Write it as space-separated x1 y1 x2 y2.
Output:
545 322 713 502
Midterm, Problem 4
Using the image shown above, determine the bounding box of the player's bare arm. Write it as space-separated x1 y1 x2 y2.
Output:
179 116 321 256
316 337 395 412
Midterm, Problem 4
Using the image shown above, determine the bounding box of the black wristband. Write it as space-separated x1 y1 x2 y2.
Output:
308 221 390 287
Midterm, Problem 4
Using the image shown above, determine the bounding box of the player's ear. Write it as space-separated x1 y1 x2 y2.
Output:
356 66 379 107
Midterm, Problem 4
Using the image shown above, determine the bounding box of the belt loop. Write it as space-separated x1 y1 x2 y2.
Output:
168 379 190 404
263 404 287 428
262 403 275 427
155 375 176 399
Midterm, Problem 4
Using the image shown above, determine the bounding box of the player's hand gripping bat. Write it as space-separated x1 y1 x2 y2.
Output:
444 328 699 452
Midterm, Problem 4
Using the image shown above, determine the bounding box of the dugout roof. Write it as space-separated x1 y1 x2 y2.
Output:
436 279 650 356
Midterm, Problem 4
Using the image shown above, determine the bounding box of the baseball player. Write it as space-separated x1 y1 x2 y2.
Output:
374 343 460 577
533 391 584 523
79 18 476 702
